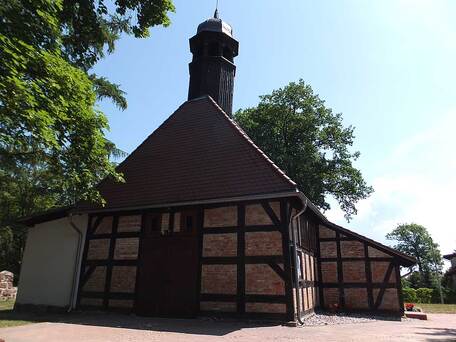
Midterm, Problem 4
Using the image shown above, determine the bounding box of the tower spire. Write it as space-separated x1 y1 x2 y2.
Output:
214 0 219 18
188 7 239 115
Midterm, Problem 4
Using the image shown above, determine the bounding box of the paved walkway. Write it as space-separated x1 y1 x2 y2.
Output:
0 313 455 342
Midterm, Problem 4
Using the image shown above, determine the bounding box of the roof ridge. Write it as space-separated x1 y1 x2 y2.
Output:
205 96 297 188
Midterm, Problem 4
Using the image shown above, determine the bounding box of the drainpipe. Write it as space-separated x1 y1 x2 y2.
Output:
290 199 308 325
68 214 83 312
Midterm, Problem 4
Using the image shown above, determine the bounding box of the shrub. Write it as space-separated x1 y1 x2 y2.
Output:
416 288 433 303
403 287 417 303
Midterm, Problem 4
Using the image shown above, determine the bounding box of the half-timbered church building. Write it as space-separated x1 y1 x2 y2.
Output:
17 11 415 323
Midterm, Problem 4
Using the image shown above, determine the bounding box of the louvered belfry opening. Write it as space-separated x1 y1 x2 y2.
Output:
188 12 239 116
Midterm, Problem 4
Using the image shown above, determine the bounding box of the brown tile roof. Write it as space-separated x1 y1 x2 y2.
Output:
82 96 297 210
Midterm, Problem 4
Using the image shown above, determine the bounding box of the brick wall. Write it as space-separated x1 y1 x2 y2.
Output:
202 234 237 257
94 216 112 234
80 214 140 311
82 266 106 292
110 266 136 293
245 231 282 256
203 206 237 227
245 202 279 226
317 224 402 313
0 271 17 300
113 238 139 260
201 265 237 295
200 202 287 316
117 215 141 233
86 239 110 260
245 264 285 295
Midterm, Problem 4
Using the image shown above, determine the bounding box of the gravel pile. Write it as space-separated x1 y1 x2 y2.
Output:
299 312 404 327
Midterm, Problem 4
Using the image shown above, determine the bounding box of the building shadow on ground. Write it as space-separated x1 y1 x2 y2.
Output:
0 309 280 336
415 326 456 342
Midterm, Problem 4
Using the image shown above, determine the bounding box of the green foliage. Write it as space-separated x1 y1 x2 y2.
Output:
60 0 175 70
234 80 373 220
387 223 443 288
403 287 417 303
416 288 433 304
0 0 174 277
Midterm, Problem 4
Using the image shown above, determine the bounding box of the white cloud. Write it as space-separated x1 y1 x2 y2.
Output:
327 109 456 263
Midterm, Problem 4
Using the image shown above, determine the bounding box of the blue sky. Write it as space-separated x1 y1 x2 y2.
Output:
94 0 456 264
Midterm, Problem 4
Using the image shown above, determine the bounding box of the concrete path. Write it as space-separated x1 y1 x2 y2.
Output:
0 313 455 342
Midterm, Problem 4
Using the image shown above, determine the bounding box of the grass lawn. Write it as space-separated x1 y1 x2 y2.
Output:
418 303 456 314
0 299 36 328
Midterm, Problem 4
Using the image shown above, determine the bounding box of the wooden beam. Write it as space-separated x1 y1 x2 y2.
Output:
201 255 284 265
237 204 246 315
261 201 281 228
364 242 374 310
374 262 394 309
279 199 294 321
80 265 96 288
316 224 324 309
202 225 279 234
268 263 286 281
103 216 118 309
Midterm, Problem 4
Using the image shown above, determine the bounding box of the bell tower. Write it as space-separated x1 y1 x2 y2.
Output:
188 10 239 116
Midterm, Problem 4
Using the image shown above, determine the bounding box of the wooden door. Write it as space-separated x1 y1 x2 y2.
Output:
135 212 199 317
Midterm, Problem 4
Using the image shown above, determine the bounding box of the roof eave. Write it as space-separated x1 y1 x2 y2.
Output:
295 192 416 267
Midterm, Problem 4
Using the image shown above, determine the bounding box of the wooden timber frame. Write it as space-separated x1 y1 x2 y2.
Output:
312 211 409 316
76 195 412 320
76 197 299 321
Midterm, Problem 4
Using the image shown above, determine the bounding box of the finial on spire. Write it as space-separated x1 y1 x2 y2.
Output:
214 0 219 18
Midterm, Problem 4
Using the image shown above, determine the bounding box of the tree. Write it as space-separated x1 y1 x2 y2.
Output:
387 223 443 288
234 80 373 220
0 0 174 276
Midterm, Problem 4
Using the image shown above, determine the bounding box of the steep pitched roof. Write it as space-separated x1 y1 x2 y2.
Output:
82 96 297 210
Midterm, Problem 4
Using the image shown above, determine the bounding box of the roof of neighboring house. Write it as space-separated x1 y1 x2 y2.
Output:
79 96 297 211
18 206 73 226
444 253 456 260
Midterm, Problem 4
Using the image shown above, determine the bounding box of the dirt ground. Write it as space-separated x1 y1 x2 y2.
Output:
0 313 455 342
